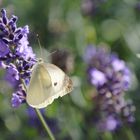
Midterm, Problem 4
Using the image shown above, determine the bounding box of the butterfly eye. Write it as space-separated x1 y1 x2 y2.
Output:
54 82 57 86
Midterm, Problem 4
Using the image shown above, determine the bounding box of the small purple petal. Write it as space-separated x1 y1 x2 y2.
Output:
90 69 106 86
5 64 19 86
16 36 35 60
105 116 118 131
22 25 29 34
11 93 22 108
1 9 6 16
112 59 125 72
84 45 96 63
0 61 6 68
0 39 9 57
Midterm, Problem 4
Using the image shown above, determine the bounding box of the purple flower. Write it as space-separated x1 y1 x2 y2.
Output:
5 64 19 86
16 36 35 60
98 116 118 132
89 69 106 86
111 59 125 72
85 45 131 94
105 116 118 131
0 61 6 68
0 8 36 108
84 45 96 63
0 39 9 57
85 45 135 131
11 85 26 108
11 93 22 108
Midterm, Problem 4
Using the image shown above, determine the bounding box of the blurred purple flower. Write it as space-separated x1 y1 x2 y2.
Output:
89 69 106 87
81 0 108 17
85 45 135 131
84 45 96 63
105 116 118 131
112 59 125 72
98 116 118 132
85 45 131 94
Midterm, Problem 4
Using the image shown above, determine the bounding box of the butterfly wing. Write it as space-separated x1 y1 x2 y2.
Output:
26 62 73 109
45 63 73 96
26 62 53 108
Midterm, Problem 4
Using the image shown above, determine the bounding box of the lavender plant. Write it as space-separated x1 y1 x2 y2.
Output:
84 45 135 131
0 9 55 140
0 9 36 107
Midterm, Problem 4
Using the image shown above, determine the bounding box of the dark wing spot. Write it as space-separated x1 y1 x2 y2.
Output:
54 82 57 86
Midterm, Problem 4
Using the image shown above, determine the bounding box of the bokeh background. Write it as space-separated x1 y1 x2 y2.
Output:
0 0 140 139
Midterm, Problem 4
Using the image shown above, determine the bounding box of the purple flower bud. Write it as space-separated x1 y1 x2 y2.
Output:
11 15 18 23
105 116 118 131
0 23 5 31
2 38 10 44
22 25 29 34
90 69 107 86
9 33 14 40
0 61 6 68
16 36 35 60
5 64 19 86
11 93 22 108
1 9 8 25
1 9 6 16
0 39 9 57
2 16 8 25
15 28 22 34
112 59 125 72
84 45 96 63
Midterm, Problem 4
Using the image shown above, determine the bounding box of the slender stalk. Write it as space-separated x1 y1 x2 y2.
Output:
123 127 136 140
35 108 55 140
21 79 55 140
101 132 113 140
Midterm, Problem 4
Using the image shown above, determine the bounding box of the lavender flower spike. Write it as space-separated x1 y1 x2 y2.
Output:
0 8 36 108
85 45 135 131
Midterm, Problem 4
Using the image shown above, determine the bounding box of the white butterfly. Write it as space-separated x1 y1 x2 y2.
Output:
26 59 73 109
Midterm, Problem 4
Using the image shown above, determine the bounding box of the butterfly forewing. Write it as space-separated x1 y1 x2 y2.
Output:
26 61 73 109
26 62 52 108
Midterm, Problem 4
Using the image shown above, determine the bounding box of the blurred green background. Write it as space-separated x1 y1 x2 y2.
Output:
0 0 140 139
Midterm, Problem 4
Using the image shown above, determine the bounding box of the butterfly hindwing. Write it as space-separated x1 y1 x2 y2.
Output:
46 63 73 93
26 61 73 109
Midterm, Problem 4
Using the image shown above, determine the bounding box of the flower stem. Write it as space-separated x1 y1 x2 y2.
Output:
101 132 113 140
35 108 55 140
123 127 136 140
21 79 55 140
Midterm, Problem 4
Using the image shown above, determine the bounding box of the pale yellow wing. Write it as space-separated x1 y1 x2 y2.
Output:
26 61 52 108
36 63 73 108
45 63 73 94
26 62 73 109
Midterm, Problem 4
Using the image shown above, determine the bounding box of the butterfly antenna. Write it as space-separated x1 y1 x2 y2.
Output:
48 50 57 57
36 34 43 58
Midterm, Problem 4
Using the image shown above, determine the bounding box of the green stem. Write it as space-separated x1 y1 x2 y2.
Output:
123 127 136 140
21 79 55 140
35 108 55 140
101 132 113 140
